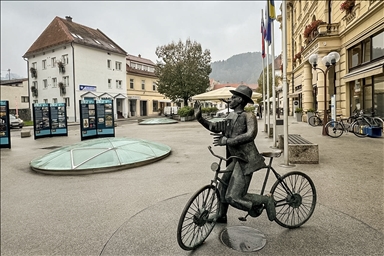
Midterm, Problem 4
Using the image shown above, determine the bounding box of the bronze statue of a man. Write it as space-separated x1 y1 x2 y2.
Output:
194 85 276 223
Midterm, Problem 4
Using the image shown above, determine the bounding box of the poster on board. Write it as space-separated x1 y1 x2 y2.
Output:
33 103 51 139
96 99 115 137
79 100 97 140
50 103 68 136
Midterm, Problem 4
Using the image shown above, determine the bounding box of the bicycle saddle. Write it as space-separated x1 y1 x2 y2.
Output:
261 151 282 158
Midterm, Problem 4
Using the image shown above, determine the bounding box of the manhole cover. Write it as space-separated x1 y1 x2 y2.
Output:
41 146 61 150
219 226 266 252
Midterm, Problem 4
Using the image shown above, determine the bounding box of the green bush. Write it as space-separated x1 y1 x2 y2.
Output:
295 107 303 113
306 108 315 113
178 106 194 117
201 107 218 114
244 106 256 113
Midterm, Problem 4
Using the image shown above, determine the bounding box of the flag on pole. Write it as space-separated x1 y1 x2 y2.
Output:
261 13 266 59
265 2 272 45
268 0 276 20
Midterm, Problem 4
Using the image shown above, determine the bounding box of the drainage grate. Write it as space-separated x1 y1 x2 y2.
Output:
41 146 61 150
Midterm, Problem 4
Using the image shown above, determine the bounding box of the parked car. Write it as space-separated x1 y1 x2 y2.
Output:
9 114 24 128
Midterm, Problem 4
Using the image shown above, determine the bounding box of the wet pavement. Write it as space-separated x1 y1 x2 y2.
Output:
1 116 383 255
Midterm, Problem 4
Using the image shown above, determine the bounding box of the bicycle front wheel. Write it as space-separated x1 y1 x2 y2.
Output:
325 121 343 138
177 185 220 250
352 119 369 138
270 171 317 229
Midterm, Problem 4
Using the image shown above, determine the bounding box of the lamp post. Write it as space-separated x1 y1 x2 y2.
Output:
308 51 340 136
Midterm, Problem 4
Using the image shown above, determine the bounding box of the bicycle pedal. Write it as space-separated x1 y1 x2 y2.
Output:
238 217 247 222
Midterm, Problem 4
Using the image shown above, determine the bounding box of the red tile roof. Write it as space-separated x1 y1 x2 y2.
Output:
126 54 155 66
23 16 126 57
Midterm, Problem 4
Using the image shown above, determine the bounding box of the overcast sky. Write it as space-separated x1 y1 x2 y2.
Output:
1 1 282 78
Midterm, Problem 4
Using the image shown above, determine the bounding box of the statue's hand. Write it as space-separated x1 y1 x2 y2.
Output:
212 134 227 146
194 101 202 119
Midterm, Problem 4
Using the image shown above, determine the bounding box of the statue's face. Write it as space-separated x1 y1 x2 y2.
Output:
229 95 243 109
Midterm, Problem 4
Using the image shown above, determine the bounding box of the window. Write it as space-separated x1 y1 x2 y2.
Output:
32 62 37 69
52 77 57 88
362 39 371 63
116 80 122 89
21 96 29 103
137 64 142 70
130 79 134 89
33 100 38 104
109 44 115 48
43 79 48 89
64 97 70 107
348 44 361 69
42 60 46 69
44 99 48 103
94 39 101 44
141 80 145 90
63 76 69 86
53 98 58 103
152 82 157 91
77 34 83 39
107 59 111 69
153 100 158 112
143 65 148 71
51 57 56 67
108 79 112 89
32 81 38 89
372 31 384 60
131 63 136 69
115 61 122 71
62 54 69 64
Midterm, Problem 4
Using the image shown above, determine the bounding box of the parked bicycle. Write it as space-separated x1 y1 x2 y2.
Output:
308 110 330 127
177 146 317 250
325 113 382 138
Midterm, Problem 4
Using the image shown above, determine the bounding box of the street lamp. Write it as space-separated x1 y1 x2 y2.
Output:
308 51 340 136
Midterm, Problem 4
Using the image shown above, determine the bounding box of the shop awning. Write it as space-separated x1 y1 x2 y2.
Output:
343 60 384 82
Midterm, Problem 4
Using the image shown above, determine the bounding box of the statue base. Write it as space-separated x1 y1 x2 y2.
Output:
219 226 266 252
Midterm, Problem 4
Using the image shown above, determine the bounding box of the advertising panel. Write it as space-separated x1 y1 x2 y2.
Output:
0 100 11 148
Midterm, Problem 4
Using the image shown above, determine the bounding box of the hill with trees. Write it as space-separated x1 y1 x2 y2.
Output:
210 52 272 84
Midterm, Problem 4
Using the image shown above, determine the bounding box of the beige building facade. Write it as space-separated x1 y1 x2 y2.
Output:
283 0 384 120
126 54 170 117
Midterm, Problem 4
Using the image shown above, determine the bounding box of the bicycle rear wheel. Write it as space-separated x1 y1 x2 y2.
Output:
308 116 319 127
325 121 343 138
270 171 316 229
177 185 219 250
352 119 369 137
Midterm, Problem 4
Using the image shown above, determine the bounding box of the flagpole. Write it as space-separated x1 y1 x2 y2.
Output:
262 9 266 132
271 21 276 147
281 1 293 167
266 39 270 136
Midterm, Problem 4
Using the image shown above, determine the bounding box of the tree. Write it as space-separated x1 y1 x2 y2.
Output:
256 66 280 104
155 39 212 105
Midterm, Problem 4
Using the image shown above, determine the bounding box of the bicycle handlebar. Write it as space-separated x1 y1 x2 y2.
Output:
207 146 248 163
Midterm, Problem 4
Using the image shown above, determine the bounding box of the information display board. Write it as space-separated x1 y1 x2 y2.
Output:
0 100 11 148
79 99 115 141
50 103 68 136
80 100 97 140
33 103 68 139
96 99 115 136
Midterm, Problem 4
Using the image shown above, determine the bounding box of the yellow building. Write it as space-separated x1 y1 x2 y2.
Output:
282 0 383 120
126 54 170 117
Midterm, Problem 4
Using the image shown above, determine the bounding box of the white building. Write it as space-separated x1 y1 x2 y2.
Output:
23 16 128 122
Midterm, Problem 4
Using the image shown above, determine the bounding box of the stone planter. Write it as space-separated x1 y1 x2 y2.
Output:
296 113 303 122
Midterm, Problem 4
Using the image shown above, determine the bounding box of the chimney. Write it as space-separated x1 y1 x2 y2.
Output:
138 54 141 58
65 16 72 22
